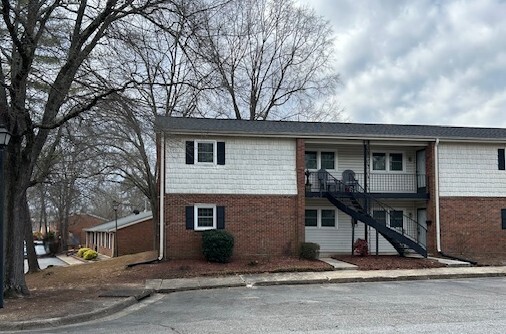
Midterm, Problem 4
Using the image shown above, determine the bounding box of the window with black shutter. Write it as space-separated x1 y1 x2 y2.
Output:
498 149 505 170
186 204 225 231
186 140 226 165
185 141 194 164
502 209 506 230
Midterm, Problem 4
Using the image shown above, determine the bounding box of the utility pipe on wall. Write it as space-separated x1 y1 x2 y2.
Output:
158 133 165 261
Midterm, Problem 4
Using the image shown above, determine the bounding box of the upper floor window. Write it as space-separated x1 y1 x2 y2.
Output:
372 152 404 172
305 151 318 169
305 151 336 170
185 140 226 165
321 152 335 170
197 142 215 163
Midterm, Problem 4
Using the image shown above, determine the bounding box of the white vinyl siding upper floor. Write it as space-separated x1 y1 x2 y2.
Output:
165 136 297 195
439 143 506 197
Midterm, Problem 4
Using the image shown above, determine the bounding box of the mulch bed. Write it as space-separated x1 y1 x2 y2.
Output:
332 255 446 270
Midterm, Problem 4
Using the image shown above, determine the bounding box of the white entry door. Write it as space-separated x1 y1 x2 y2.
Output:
417 209 427 247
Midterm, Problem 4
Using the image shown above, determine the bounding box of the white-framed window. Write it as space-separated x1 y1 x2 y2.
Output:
305 208 337 228
372 209 404 228
305 151 337 170
195 140 217 164
372 152 404 172
194 204 217 231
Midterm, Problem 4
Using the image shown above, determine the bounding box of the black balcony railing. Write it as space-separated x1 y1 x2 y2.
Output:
305 171 426 194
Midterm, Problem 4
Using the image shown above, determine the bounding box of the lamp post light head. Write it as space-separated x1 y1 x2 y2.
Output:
0 126 11 147
113 201 119 211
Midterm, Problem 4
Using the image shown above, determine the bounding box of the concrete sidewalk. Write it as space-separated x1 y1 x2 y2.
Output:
146 266 506 292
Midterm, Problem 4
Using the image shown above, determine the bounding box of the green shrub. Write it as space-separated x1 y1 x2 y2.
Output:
82 249 98 260
202 230 234 263
299 242 320 260
77 248 91 257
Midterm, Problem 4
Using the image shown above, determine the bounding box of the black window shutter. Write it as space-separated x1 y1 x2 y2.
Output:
499 149 505 170
502 209 506 230
217 142 225 165
217 206 225 229
185 206 194 229
186 141 195 165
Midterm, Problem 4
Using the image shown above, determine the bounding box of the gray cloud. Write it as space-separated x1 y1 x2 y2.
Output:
303 0 506 127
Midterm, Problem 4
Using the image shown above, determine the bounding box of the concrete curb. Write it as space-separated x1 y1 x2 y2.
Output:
0 294 146 332
149 267 506 292
254 272 506 286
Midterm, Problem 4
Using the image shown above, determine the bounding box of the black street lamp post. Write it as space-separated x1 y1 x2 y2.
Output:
0 125 12 308
113 201 119 257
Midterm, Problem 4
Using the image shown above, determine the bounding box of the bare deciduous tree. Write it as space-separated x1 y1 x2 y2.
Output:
0 0 165 297
195 0 340 120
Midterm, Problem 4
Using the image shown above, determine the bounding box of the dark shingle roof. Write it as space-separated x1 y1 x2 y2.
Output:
154 116 506 141
84 211 152 233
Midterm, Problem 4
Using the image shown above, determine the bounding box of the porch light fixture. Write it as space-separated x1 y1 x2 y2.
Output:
0 124 12 308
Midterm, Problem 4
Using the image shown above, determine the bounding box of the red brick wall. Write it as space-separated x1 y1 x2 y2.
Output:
97 245 113 257
117 219 154 256
425 142 438 254
165 194 302 259
440 197 506 258
295 138 306 247
86 219 154 257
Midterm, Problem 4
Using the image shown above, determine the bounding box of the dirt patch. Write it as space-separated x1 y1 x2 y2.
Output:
332 255 446 270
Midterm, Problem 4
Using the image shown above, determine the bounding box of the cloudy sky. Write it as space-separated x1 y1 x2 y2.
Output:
302 0 506 127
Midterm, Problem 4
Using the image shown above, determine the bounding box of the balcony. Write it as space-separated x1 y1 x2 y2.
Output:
305 171 428 198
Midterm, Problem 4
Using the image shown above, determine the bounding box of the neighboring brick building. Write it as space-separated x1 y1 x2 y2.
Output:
67 213 107 247
156 117 506 261
84 211 154 257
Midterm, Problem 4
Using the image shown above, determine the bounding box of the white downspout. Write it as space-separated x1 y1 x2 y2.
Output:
434 138 441 252
158 133 165 260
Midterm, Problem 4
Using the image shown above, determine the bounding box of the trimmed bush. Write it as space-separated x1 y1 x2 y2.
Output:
82 249 98 260
77 248 91 258
202 230 234 263
354 238 369 256
299 242 320 260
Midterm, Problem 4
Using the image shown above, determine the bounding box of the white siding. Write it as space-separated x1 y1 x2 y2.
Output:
165 136 297 195
305 199 419 254
305 211 365 253
439 143 506 197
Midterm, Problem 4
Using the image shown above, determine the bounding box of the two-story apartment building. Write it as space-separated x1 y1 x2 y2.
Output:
155 117 506 260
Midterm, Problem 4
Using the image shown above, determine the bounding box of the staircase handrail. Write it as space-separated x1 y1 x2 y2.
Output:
320 170 427 248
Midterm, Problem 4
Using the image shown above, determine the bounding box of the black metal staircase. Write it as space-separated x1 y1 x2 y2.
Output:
307 170 427 257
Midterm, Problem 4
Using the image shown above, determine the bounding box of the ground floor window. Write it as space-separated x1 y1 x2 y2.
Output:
195 204 216 231
305 208 337 228
372 209 403 228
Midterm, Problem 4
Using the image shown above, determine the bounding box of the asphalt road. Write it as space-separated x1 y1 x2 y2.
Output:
30 277 506 334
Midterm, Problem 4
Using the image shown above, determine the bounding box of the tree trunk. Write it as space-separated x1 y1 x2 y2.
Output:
4 141 31 296
24 195 40 273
